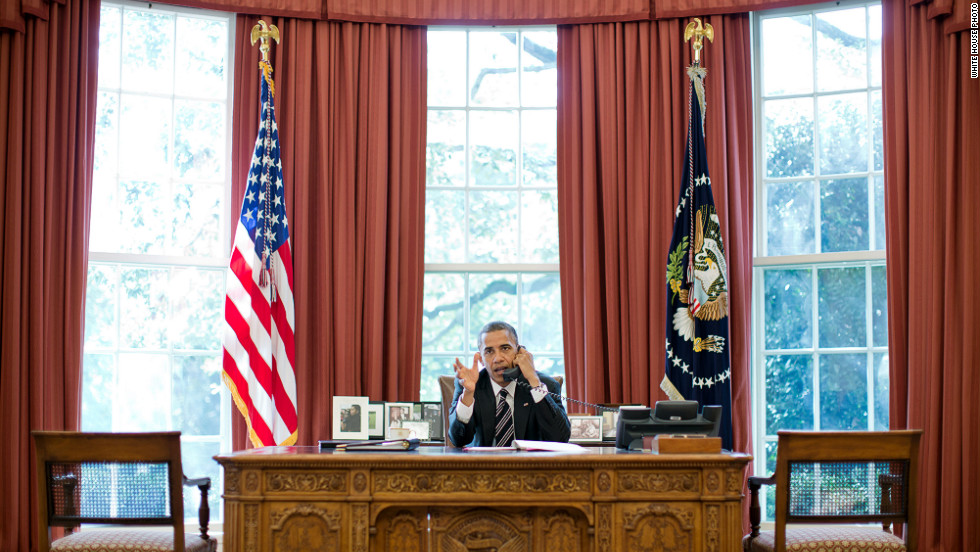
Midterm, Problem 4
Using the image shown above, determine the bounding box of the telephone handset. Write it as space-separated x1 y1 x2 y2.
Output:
501 345 525 382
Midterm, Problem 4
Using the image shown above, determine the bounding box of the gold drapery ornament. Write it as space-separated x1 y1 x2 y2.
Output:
684 18 714 64
250 20 280 62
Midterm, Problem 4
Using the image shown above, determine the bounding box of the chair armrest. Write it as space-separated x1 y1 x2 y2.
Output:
183 475 212 541
746 475 776 543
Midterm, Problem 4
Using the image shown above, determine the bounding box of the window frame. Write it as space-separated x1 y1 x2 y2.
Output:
85 0 236 521
750 0 886 513
422 26 562 402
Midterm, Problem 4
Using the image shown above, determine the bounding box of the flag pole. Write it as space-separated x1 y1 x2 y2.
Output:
250 20 280 62
683 17 714 65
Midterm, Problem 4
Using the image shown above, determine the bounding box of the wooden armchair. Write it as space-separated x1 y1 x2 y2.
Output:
33 431 217 552
744 430 921 552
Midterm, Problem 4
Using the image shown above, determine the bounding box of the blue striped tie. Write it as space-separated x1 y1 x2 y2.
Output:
494 389 514 447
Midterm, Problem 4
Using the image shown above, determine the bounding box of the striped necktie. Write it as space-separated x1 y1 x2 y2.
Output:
494 389 515 447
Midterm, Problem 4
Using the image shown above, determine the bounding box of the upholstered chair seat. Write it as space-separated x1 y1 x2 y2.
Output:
49 529 214 552
744 526 907 552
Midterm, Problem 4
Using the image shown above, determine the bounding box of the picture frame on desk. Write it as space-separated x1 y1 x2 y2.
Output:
384 402 414 439
568 415 603 443
332 396 369 440
420 401 443 441
366 402 384 439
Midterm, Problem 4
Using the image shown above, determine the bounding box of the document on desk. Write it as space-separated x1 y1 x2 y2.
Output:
463 441 587 453
462 446 516 452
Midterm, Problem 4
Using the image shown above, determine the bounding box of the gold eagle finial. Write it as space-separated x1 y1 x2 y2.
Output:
684 18 714 64
250 20 280 62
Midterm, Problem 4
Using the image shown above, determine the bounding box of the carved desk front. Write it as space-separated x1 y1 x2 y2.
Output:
215 446 751 552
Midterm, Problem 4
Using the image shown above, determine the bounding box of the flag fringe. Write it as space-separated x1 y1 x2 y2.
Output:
660 374 685 401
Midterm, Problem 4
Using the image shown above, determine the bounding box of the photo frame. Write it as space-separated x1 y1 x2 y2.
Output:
400 420 431 441
568 415 603 443
420 402 443 441
366 402 385 439
384 402 415 439
332 396 370 440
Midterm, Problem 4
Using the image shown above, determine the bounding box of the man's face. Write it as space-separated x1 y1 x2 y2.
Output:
480 329 519 385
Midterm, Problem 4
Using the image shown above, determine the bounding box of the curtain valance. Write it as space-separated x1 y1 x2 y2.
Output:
4 0 972 34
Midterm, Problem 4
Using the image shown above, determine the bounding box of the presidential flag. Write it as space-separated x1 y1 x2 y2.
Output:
222 60 298 447
662 65 733 450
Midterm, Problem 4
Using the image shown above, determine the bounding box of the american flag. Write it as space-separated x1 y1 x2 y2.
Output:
222 61 297 447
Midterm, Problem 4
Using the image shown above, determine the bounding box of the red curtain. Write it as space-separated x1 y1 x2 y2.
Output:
882 1 980 549
231 16 426 448
0 0 99 549
556 15 753 455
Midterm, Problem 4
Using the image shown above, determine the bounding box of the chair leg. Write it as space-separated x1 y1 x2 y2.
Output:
197 480 211 540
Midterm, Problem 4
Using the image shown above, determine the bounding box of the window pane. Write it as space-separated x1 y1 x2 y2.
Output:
172 355 221 435
521 190 559 263
815 8 867 92
422 274 465 352
85 264 118 348
99 6 121 89
115 353 170 431
180 441 222 517
469 32 518 107
174 99 224 181
122 9 174 94
120 267 169 349
94 92 119 178
428 32 466 107
820 177 869 252
874 174 885 250
765 98 814 177
420 355 456 403
469 273 518 338
818 353 867 430
521 32 557 107
424 190 466 263
817 92 868 174
172 182 222 257
761 16 813 96
469 191 518 263
120 179 168 254
871 265 887 347
119 94 171 178
171 268 223 350
520 273 562 351
764 268 813 349
82 354 115 431
532 356 565 381
873 352 889 429
470 110 517 187
765 355 814 432
521 110 557 188
427 110 466 187
766 180 815 256
869 5 882 87
871 90 883 171
175 16 227 98
818 267 866 347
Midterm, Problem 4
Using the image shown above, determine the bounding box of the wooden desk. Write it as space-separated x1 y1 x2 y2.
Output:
215 446 750 552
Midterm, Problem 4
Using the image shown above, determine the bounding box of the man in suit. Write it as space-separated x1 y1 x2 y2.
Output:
448 321 570 447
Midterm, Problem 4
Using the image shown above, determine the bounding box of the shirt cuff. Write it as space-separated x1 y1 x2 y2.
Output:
454 396 474 422
530 384 549 403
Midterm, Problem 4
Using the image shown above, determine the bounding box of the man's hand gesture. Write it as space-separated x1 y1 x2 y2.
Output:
452 353 481 406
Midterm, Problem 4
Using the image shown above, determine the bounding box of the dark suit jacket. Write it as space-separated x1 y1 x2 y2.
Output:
447 370 570 447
